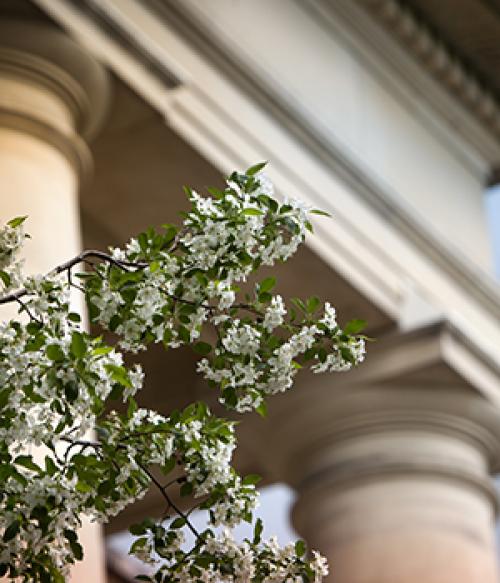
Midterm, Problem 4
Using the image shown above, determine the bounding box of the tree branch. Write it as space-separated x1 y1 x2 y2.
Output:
0 250 147 305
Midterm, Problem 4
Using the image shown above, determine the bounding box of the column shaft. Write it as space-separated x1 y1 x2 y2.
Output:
293 428 499 583
0 20 109 583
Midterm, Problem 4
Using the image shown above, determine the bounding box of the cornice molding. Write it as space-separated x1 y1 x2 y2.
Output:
358 0 500 143
306 0 500 168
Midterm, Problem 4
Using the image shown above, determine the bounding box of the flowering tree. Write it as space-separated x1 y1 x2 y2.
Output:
0 165 365 582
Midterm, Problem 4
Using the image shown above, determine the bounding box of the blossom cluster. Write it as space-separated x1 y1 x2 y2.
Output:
129 523 329 583
198 298 365 413
0 165 366 581
101 402 259 527
0 273 143 449
0 216 28 292
84 167 365 412
85 167 312 354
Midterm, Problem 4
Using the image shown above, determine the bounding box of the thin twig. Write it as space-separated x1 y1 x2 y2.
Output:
162 475 187 491
15 297 42 324
137 461 201 540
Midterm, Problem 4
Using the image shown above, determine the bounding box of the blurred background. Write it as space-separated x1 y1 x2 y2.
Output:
2 1 500 582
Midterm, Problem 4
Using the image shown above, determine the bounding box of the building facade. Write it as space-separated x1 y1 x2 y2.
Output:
2 1 500 582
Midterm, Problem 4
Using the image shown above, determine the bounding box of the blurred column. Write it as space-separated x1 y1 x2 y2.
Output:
0 20 110 582
279 384 500 583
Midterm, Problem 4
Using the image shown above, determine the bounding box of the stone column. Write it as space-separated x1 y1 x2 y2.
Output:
0 20 110 582
271 383 500 583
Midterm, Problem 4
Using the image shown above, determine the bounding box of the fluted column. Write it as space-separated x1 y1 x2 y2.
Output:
267 381 500 583
0 20 109 582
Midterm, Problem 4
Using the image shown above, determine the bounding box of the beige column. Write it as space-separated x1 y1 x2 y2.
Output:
0 21 109 582
286 385 500 583
256 378 500 583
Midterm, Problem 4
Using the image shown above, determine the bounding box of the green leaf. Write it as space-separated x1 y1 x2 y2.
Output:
242 474 261 486
3 520 20 542
170 517 186 529
26 322 41 335
162 457 176 474
178 325 190 343
259 277 276 293
241 208 264 216
70 332 86 359
0 271 11 287
46 344 65 362
76 481 92 494
307 296 320 313
255 401 267 418
291 298 306 313
68 312 81 323
295 539 307 557
45 456 58 476
26 333 45 352
340 347 355 364
180 481 193 497
92 346 113 356
193 342 211 356
129 524 147 536
246 162 267 176
64 529 78 543
70 541 83 561
7 216 27 228
14 455 41 473
258 194 278 212
64 381 79 403
130 538 148 557
253 518 263 544
344 319 366 335
309 209 332 217
105 364 132 388
258 291 272 303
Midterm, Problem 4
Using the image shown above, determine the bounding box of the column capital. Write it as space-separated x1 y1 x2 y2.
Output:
260 381 500 481
0 19 110 177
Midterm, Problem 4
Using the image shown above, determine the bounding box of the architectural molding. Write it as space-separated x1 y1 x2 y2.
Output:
0 20 110 139
304 0 500 165
303 0 500 169
352 0 500 153
297 457 500 515
0 20 111 178
275 383 500 466
0 107 91 178
0 47 88 134
318 321 500 408
62 0 183 91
